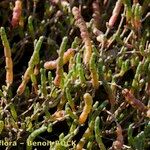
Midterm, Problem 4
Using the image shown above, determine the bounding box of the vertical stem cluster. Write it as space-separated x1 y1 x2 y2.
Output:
17 36 44 95
54 37 68 87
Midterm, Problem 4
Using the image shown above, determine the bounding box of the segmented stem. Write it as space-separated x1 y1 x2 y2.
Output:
72 7 92 67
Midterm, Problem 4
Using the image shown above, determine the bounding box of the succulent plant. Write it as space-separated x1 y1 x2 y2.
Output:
0 0 149 150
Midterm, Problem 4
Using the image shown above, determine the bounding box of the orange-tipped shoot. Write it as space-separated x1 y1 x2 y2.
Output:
79 93 93 124
44 48 75 70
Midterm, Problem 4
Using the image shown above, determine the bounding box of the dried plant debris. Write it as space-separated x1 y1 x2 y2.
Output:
0 0 150 150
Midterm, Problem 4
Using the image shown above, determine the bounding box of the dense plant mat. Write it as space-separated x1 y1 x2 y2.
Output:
0 0 150 150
